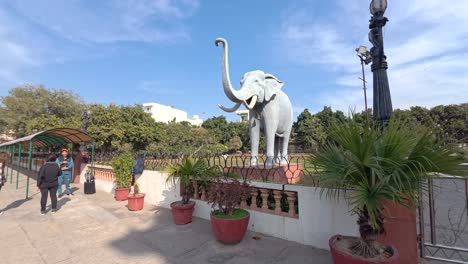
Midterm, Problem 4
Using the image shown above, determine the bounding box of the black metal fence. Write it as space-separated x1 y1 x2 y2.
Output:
93 152 320 186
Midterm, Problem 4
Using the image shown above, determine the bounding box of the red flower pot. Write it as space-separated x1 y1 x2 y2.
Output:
329 235 399 264
378 200 417 264
115 187 130 201
127 193 145 211
170 201 195 225
210 210 250 244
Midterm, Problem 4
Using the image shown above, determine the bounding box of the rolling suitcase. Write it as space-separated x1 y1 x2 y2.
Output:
84 171 96 194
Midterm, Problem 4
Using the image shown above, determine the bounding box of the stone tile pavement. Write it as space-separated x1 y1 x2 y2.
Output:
0 175 333 264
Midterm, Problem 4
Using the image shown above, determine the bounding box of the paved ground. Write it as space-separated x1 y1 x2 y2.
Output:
0 174 333 264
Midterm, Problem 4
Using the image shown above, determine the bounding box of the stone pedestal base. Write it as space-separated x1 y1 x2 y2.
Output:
224 163 304 184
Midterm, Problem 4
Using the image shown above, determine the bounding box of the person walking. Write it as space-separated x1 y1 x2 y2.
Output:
56 148 74 197
37 154 61 215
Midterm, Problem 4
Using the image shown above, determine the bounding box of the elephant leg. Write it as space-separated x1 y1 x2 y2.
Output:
250 116 261 166
264 126 276 168
274 136 282 164
281 133 291 165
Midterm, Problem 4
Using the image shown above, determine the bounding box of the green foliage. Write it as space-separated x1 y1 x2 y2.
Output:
228 136 243 151
167 157 220 204
87 104 165 152
111 153 134 189
293 108 327 150
0 85 84 136
311 118 465 242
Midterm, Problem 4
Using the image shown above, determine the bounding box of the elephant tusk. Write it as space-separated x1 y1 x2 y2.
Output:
218 102 242 112
244 96 258 110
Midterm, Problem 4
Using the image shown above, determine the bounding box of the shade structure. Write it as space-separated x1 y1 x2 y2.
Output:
0 128 92 148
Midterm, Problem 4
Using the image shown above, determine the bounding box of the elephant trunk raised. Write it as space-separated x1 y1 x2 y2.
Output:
215 38 254 112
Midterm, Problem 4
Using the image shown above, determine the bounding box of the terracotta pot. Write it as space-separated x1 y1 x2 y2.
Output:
115 187 130 201
210 210 250 244
329 235 399 264
170 201 195 225
378 200 417 264
127 193 145 211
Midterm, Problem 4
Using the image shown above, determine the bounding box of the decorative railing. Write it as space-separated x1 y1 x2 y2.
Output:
188 179 299 218
90 166 115 182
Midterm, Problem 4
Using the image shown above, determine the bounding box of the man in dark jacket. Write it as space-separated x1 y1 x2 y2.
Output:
37 154 61 215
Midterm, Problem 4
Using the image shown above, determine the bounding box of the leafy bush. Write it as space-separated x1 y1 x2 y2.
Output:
111 153 134 189
207 177 250 216
167 157 219 205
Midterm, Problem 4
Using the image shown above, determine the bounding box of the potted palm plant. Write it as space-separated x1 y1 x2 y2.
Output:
207 176 251 244
167 157 218 225
112 153 134 201
310 119 465 264
127 183 145 211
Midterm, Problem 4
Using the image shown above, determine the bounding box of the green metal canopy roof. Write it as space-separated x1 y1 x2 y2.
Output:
0 128 92 148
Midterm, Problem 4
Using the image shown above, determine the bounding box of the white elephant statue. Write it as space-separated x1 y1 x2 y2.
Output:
215 37 293 167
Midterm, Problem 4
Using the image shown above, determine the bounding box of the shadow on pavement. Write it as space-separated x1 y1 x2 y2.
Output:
108 190 332 264
0 197 33 212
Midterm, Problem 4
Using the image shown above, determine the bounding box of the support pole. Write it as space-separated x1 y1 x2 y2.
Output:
10 145 15 184
5 146 11 183
25 141 32 198
91 141 95 175
28 141 33 170
16 144 22 189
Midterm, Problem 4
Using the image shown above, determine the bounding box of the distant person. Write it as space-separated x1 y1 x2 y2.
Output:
37 154 61 215
56 148 74 197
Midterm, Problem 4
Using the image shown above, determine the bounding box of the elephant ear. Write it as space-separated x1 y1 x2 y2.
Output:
264 73 284 101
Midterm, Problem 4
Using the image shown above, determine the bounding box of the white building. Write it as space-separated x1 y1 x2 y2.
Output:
236 110 249 123
142 103 203 126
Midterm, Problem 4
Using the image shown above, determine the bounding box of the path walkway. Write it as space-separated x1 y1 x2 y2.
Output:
0 174 332 264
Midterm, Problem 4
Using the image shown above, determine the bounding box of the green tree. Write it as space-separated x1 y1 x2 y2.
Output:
0 85 84 136
293 109 326 150
202 116 230 144
87 104 164 151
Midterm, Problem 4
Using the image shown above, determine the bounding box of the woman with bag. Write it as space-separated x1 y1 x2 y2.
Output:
37 154 62 215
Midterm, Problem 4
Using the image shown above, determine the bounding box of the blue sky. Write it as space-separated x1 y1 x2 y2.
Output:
1 0 467 122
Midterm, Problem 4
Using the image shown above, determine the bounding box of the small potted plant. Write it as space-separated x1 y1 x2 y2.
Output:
310 119 464 264
167 157 219 225
127 183 145 211
111 153 134 201
207 176 251 244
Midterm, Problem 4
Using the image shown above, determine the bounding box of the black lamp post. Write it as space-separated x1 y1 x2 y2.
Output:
80 109 92 153
81 109 92 133
368 0 393 126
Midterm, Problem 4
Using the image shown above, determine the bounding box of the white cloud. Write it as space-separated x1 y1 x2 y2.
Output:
278 0 468 112
9 0 199 44
0 0 199 87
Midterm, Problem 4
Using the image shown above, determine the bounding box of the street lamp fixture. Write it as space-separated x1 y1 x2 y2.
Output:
356 45 371 118
368 0 392 126
370 0 387 16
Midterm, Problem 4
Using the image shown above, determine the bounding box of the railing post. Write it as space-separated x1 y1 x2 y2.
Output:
250 188 258 209
428 178 436 244
16 144 22 189
273 190 282 214
285 191 297 217
418 180 426 259
260 189 269 212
